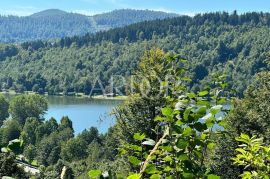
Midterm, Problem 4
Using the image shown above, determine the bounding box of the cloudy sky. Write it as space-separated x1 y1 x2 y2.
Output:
0 0 269 16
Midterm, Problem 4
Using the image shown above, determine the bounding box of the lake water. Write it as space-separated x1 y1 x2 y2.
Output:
44 96 122 134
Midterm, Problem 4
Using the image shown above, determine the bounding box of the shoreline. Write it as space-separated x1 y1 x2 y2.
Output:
0 90 128 101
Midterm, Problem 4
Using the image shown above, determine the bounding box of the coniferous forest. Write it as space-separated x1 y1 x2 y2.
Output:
0 5 270 179
0 12 270 97
0 9 178 43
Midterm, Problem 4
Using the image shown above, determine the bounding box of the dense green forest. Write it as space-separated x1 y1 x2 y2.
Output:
0 12 270 97
0 9 178 43
1 49 270 178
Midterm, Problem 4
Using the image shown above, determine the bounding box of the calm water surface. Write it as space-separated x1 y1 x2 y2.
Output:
44 96 122 134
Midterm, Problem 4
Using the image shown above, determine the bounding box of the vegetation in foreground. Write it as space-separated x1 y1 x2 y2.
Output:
0 49 270 178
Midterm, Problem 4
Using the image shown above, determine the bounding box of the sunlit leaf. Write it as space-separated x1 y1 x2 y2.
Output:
128 156 141 166
88 169 102 178
186 93 196 98
150 174 161 179
182 173 194 178
182 126 192 137
210 105 222 115
176 139 188 149
127 173 141 179
207 142 216 150
162 156 173 162
198 91 209 97
145 164 157 174
133 133 145 141
161 107 173 118
207 174 220 179
177 154 189 161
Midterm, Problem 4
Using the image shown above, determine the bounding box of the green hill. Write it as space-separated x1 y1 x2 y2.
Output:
0 9 178 43
0 11 269 96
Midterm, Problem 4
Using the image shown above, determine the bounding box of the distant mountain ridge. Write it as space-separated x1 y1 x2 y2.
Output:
0 9 179 43
30 9 68 17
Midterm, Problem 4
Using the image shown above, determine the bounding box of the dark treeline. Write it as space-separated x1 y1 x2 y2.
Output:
59 11 270 47
0 11 270 97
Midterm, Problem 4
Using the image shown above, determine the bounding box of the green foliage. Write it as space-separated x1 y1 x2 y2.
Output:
113 48 182 144
0 152 28 178
0 120 21 146
59 116 74 133
232 134 270 179
61 137 88 162
1 138 23 153
0 138 28 178
90 50 228 178
88 169 102 179
0 12 269 96
0 9 177 43
23 144 36 163
21 117 41 145
9 94 48 125
213 71 270 178
0 94 9 126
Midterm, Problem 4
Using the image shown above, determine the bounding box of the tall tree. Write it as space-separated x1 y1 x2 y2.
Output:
0 95 9 126
114 48 186 143
9 94 48 125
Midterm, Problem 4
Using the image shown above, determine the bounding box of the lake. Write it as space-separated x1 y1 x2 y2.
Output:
4 94 122 134
44 96 122 134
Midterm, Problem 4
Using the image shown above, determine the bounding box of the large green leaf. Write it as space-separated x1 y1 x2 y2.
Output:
177 153 189 161
127 174 141 179
207 142 216 150
205 116 215 128
145 164 157 174
182 172 195 179
182 126 192 137
210 105 222 115
176 139 188 149
161 107 173 118
128 156 141 166
183 107 193 121
198 91 209 97
88 169 102 179
150 174 161 179
130 144 142 152
207 174 220 179
133 133 145 141
196 106 207 118
154 116 171 122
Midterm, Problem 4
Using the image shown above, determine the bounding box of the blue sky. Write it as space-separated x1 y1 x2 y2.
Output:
0 0 269 16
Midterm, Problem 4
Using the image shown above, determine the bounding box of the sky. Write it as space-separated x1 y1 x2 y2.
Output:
0 0 269 16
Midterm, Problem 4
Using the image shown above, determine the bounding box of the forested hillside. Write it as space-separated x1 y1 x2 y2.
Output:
0 12 270 96
0 9 178 43
1 50 270 178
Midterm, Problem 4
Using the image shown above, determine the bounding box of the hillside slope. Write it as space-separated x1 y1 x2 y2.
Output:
0 12 269 96
0 9 178 43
